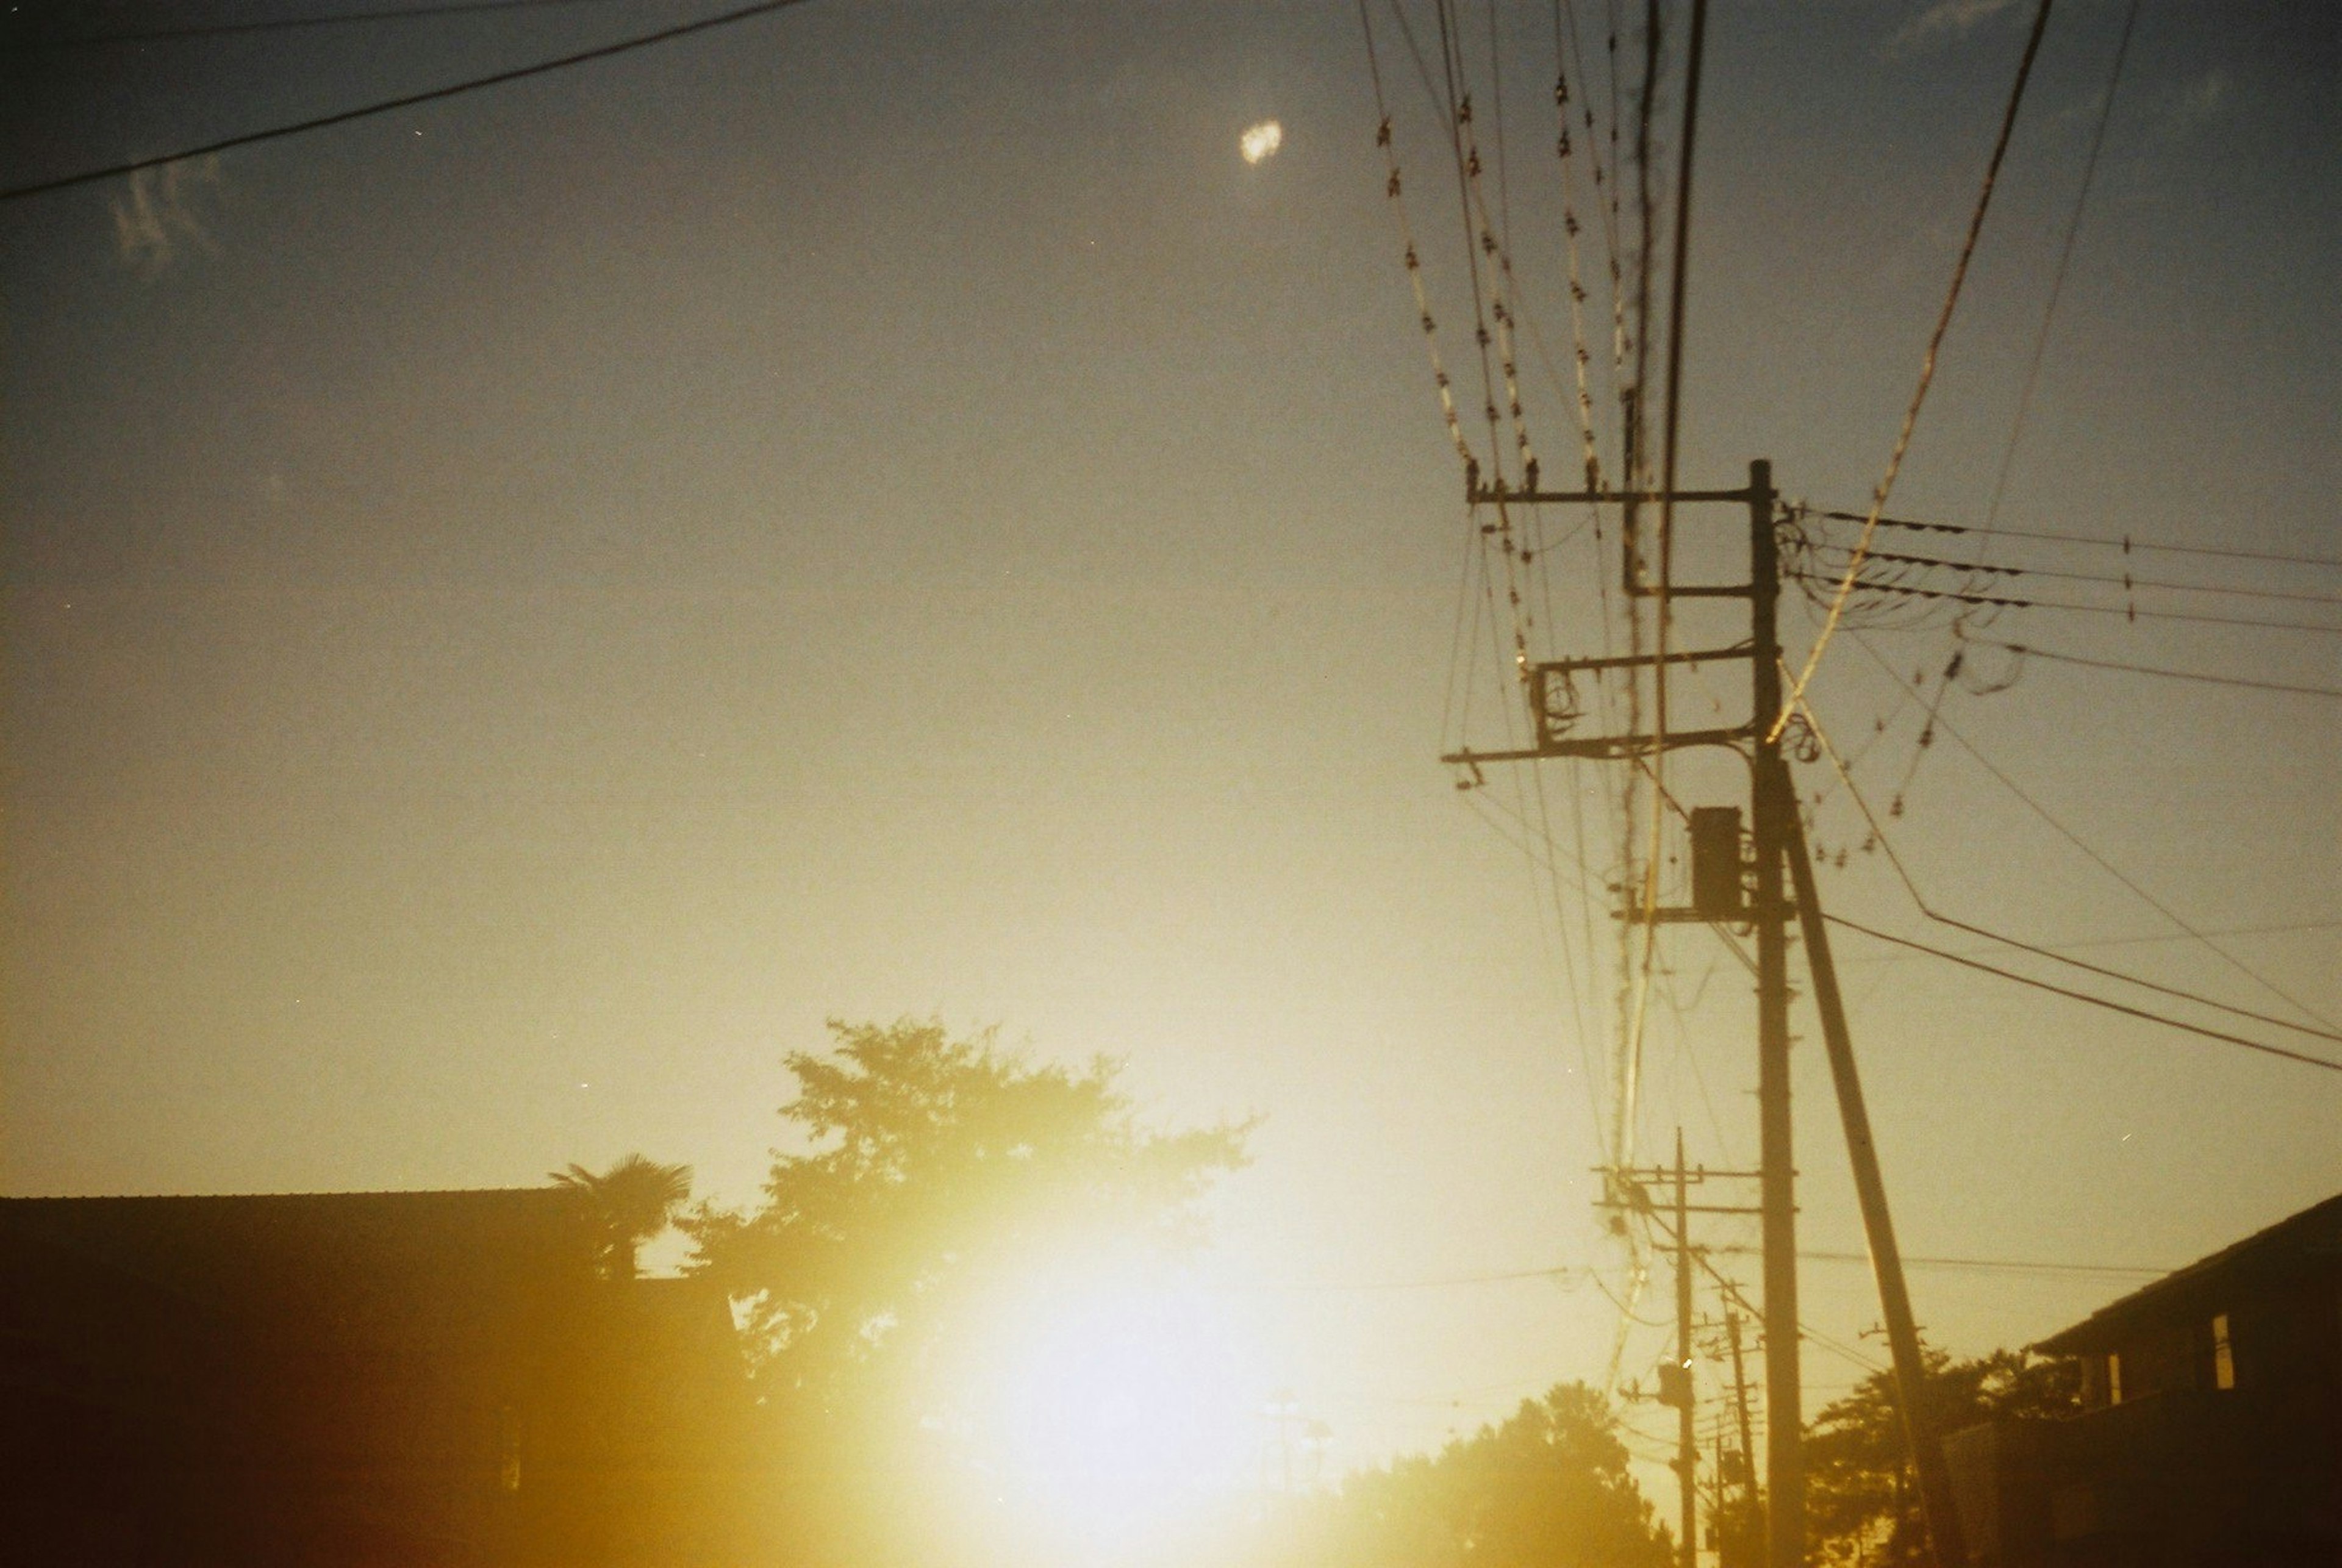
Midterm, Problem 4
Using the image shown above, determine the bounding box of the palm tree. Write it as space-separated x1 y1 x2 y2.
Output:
550 1154 694 1281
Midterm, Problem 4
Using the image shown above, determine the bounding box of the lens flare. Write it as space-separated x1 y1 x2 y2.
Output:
948 1260 1263 1558
1240 121 1284 165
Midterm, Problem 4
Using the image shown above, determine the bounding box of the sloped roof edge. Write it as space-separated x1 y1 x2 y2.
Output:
2033 1189 2342 1355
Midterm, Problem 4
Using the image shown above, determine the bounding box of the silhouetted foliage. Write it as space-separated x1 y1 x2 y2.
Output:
1805 1346 2080 1565
1288 1382 1674 1568
550 1153 693 1281
682 1017 1251 1564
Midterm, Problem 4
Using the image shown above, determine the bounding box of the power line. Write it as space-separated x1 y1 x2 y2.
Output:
1786 571 2342 635
1288 1262 1586 1292
1813 509 2342 572
1974 0 2141 546
1834 915 2342 963
2 0 645 49
1773 0 2057 739
0 0 816 202
1823 914 2342 1076
1793 687 2342 1046
1289 1240 2172 1295
1683 1244 1887 1376
1973 639 2342 700
1709 1247 2168 1278
1846 632 2342 1034
1816 548 2342 609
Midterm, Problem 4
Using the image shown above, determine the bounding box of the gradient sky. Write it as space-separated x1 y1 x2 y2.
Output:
4 0 2337 1483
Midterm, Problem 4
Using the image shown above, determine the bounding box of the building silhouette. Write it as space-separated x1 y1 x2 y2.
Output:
0 1187 757 1567
1947 1190 2342 1566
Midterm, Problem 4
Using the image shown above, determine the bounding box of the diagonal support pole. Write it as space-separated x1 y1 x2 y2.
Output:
1778 788 1969 1567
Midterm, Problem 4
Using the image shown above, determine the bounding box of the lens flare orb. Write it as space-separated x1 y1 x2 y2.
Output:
1240 121 1284 165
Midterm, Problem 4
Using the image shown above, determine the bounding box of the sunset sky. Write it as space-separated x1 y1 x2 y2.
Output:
4 0 2335 1487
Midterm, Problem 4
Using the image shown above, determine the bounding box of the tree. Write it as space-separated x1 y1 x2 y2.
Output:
1291 1382 1674 1568
688 1018 1248 1390
1805 1346 2079 1565
681 1018 1252 1562
550 1153 693 1281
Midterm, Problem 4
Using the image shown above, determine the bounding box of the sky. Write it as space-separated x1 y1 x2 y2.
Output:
4 0 2338 1490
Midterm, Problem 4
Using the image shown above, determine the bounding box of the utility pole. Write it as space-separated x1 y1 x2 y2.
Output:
1598 1145 1760 1568
1674 1130 1697 1568
1725 1304 1758 1521
1453 456 1951 1567
1782 811 1966 1566
1455 459 1802 1564
1745 461 1804 1568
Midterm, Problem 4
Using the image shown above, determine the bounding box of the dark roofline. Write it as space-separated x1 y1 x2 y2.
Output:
2033 1189 2342 1355
0 1186 568 1202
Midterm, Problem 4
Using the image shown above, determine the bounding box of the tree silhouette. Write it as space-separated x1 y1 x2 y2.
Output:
687 1017 1249 1396
1805 1346 2079 1565
682 1018 1251 1564
1292 1381 1674 1568
550 1153 693 1281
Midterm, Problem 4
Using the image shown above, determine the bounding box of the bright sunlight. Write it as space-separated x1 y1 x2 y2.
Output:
947 1258 1266 1556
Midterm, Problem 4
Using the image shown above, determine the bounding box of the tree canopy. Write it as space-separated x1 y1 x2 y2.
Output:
549 1152 693 1281
682 1018 1253 1565
1805 1346 2080 1565
1291 1382 1674 1568
684 1016 1250 1403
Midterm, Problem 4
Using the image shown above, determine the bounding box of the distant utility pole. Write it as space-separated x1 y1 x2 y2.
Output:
1674 1132 1696 1568
1725 1304 1758 1525
1450 458 1966 1568
1597 1131 1761 1568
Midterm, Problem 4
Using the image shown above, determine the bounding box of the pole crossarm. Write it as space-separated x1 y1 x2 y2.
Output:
1609 904 1786 926
1600 1200 1773 1217
1601 1165 1766 1183
1467 482 1758 507
1536 643 1753 675
1443 726 1748 767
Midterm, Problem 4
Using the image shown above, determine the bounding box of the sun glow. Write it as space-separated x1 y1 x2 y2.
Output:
953 1261 1264 1555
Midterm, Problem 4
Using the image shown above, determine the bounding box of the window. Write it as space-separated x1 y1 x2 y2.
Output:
2107 1352 2122 1405
2211 1314 2235 1391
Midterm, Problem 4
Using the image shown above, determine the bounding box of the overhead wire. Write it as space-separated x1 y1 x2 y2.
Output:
1836 915 2342 962
1846 632 2342 1033
1292 1243 2174 1293
1786 571 2342 634
1886 0 2146 802
1454 2 1622 1135
1802 546 2342 609
1823 916 2342 1076
1360 0 1480 476
1612 0 1669 1198
0 0 817 202
1813 509 2342 572
1681 1243 1888 1376
1973 0 2142 530
1971 640 2342 700
1794 684 2342 1047
2 0 649 49
1774 0 2057 739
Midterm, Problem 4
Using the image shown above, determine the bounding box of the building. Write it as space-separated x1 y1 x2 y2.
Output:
1946 1190 2342 1567
0 1187 759 1567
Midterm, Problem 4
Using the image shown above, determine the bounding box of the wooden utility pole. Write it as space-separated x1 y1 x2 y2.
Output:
1782 811 1966 1567
1746 462 1804 1568
1457 456 1955 1566
1675 1130 1697 1568
1725 1304 1758 1519
1452 459 1805 1565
